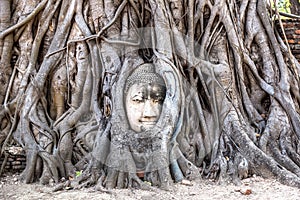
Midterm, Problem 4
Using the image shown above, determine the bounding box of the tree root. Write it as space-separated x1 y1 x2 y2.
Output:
4 0 300 192
227 111 300 187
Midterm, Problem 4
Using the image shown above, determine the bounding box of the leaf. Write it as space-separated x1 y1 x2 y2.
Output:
75 170 83 178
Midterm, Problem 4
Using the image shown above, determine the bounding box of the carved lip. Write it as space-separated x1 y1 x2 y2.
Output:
140 121 157 125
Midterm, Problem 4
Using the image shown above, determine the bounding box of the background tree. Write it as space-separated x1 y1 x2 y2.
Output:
275 0 300 15
289 0 300 15
1 0 300 190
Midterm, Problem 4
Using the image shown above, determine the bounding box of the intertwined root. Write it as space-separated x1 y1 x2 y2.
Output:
2 0 300 191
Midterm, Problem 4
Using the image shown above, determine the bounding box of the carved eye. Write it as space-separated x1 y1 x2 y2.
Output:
132 96 144 103
153 96 164 103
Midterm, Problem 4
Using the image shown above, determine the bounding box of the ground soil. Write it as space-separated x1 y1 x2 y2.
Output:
1 173 300 200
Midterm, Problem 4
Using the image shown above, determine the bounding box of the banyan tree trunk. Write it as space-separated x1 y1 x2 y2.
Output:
1 0 300 190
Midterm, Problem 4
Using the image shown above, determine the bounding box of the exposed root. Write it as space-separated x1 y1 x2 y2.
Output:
2 0 300 192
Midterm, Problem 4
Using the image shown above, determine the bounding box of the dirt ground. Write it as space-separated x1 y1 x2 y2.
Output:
1 173 300 200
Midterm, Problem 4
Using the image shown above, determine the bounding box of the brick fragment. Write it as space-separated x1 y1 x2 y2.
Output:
16 157 26 161
12 161 21 165
294 45 300 50
282 23 294 28
13 165 24 169
292 49 300 54
288 39 295 44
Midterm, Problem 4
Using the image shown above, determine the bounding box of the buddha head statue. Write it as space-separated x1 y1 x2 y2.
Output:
124 63 166 133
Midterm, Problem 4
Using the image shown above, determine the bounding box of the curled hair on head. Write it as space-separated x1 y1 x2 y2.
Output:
124 63 166 94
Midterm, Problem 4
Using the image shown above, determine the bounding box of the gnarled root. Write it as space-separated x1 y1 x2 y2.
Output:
104 145 153 190
170 144 200 182
144 151 173 190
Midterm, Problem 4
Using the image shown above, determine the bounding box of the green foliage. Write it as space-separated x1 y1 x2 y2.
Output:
273 0 291 13
75 170 82 178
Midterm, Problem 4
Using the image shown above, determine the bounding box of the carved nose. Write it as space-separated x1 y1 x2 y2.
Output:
142 100 156 118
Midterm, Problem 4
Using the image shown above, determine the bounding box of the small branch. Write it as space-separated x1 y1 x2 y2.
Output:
0 152 8 176
129 0 143 24
0 106 19 157
45 0 128 58
0 0 48 39
101 36 140 46
3 58 18 107
275 10 300 19
45 47 67 58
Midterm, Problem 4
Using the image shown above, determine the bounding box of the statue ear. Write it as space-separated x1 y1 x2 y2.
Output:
154 59 183 136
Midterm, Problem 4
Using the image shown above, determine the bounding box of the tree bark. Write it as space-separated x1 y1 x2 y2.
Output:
1 0 300 190
290 0 300 15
